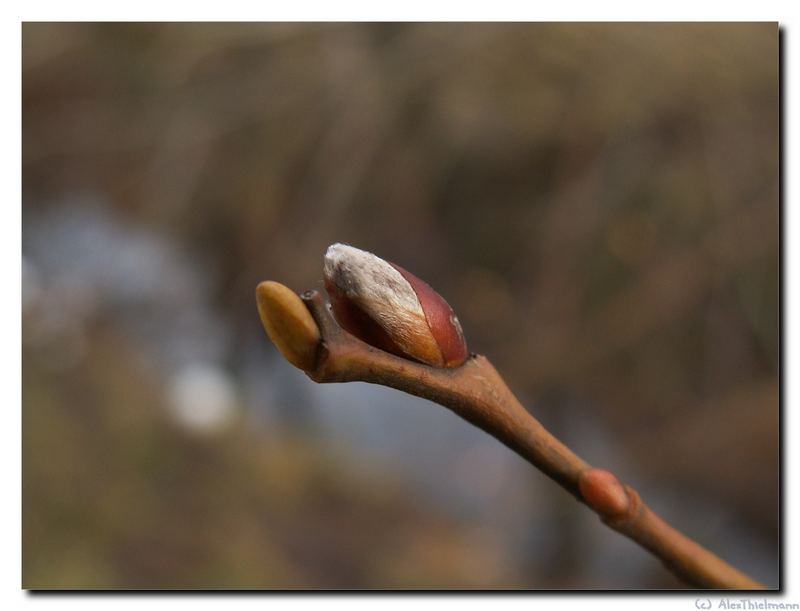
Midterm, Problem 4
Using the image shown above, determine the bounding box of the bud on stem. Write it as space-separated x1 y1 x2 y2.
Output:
323 244 468 368
256 281 321 371
579 468 630 519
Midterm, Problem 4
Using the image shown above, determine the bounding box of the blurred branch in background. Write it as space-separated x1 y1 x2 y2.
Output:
22 22 778 588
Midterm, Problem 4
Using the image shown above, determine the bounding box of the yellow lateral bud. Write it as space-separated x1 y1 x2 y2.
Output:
256 281 320 371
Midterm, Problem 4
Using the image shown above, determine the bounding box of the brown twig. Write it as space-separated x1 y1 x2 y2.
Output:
296 289 764 590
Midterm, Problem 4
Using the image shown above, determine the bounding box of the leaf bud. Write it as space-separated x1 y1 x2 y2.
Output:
256 280 321 371
579 468 630 519
323 243 468 368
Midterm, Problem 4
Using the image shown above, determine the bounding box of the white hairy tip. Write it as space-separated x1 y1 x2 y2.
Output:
324 243 423 315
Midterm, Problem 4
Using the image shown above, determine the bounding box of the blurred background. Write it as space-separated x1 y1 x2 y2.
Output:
22 23 778 589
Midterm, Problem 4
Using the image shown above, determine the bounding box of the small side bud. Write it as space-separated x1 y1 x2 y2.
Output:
579 468 630 519
323 243 468 368
256 281 321 371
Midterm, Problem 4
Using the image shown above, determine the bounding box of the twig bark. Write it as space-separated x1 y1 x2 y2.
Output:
299 289 765 590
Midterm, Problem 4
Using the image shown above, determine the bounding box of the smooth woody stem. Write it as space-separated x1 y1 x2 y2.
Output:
300 290 765 590
605 489 764 589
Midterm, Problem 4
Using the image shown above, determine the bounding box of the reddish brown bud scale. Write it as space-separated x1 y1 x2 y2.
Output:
388 262 468 368
579 468 630 519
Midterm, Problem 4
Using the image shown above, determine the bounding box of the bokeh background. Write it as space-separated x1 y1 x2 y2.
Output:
22 22 779 589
